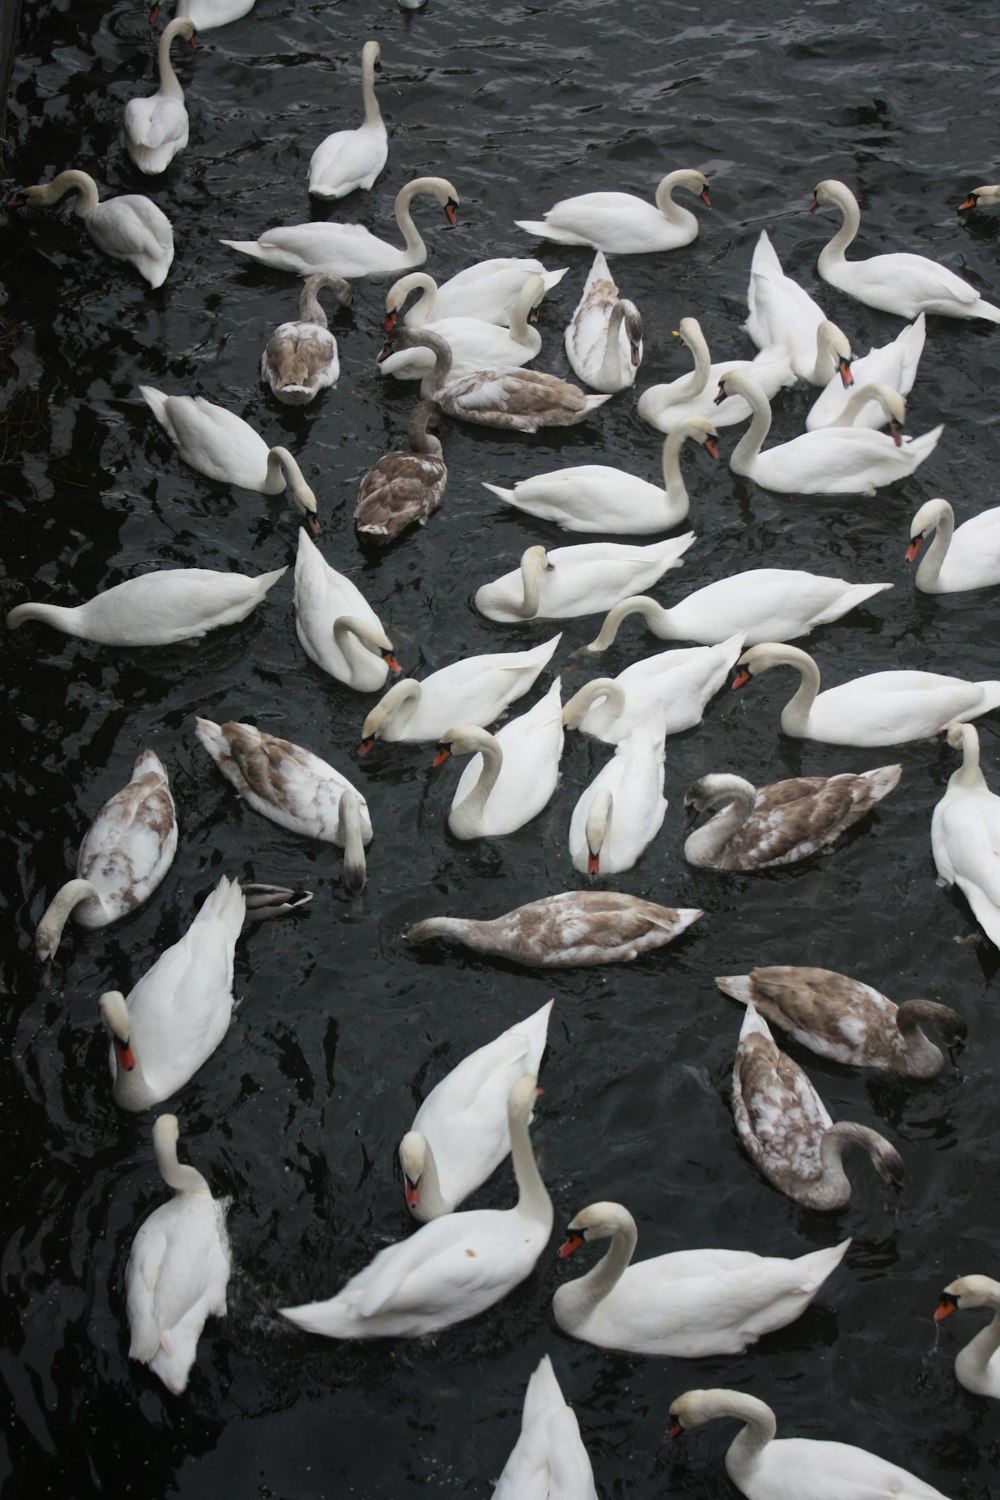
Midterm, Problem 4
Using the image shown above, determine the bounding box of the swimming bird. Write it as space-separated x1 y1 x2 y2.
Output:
742 229 853 385
569 724 668 875
935 1276 1000 1399
433 681 564 839
385 261 567 328
806 314 926 429
308 40 387 200
260 274 353 406
292 529 400 691
125 1114 231 1395
9 169 174 287
931 721 1000 946
515 168 710 253
812 178 1000 322
907 496 1000 594
493 1354 598 1500
377 273 544 380
354 400 447 544
959 185 1000 211
564 250 643 391
121 17 196 175
6 565 287 647
562 636 744 744
474 537 695 622
637 315 795 432
150 0 254 28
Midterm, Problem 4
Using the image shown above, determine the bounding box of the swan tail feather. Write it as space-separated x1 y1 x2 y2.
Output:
514 220 594 247
482 483 516 505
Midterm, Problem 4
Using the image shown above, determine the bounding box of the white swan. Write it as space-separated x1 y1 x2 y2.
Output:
10 169 174 287
742 230 853 384
35 749 177 961
515 168 710 253
221 175 458 278
554 1201 849 1357
121 17 195 175
812 177 1000 322
715 967 967 1078
98 874 246 1110
385 261 567 329
308 40 387 200
6 564 286 646
474 536 695 623
292 529 400 692
732 641 1000 746
151 0 254 29
399 999 553 1220
359 635 561 749
668 1388 953 1499
682 764 901 870
493 1354 598 1500
407 891 702 967
126 1114 231 1395
959 185 1000 211
279 1073 552 1338
139 387 319 527
562 635 744 745
907 496 1000 593
931 721 1000 946
935 1276 1000 1399
260 273 353 406
719 368 942 495
731 1003 905 1210
483 417 717 534
354 399 447 544
637 316 795 433
379 328 612 432
806 314 926 429
195 719 372 894
584 569 891 652
564 250 643 391
378 272 544 381
434 681 564 839
569 725 667 875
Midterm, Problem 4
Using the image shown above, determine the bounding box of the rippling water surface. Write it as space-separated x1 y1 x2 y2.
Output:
4 1 1000 1495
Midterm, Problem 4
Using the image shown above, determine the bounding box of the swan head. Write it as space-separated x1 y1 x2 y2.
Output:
411 176 460 226
657 169 711 208
583 788 613 875
99 990 136 1071
732 642 812 691
383 272 437 330
506 1072 540 1126
869 1134 906 1191
670 414 719 458
558 1200 635 1257
683 773 755 825
907 498 950 561
432 724 493 765
959 185 1000 211
810 178 855 214
267 447 320 531
358 678 420 754
816 320 854 386
668 1389 773 1440
398 1131 426 1210
936 1275 1000 1320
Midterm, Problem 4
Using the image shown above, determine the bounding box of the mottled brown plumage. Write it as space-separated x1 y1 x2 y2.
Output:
354 400 447 543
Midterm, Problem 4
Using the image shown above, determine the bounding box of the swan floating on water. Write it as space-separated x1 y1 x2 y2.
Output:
9 169 174 287
515 168 710 254
308 40 387 200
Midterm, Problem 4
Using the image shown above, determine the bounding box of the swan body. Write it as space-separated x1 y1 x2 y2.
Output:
399 999 553 1221
807 314 927 429
564 250 643 391
153 0 254 29
569 725 668 875
359 635 560 748
733 641 1000 747
584 569 891 652
935 1275 1000 1399
121 18 195 175
474 536 695 623
378 273 544 380
483 418 717 535
743 230 852 385
279 1074 552 1338
669 1388 953 1499
493 1355 598 1500
11 169 174 286
637 316 795 432
98 874 246 1110
562 635 744 745
812 177 1000 322
292 529 399 691
720 368 942 495
221 175 458 279
354 400 447 544
931 721 1000 946
515 168 710 253
380 328 611 432
308 40 387 200
260 274 353 406
683 765 901 870
388 262 567 330
715 967 966 1077
554 1201 849 1357
435 681 564 839
731 1003 905 1210
35 749 177 960
407 891 703 967
6 565 286 647
907 497 1000 593
195 719 372 894
125 1114 230 1395
139 387 319 526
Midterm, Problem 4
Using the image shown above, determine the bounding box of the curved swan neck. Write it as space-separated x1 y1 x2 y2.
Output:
833 381 903 428
586 596 673 651
894 1001 954 1070
409 400 442 454
913 503 953 590
817 1122 889 1206
661 427 695 504
653 171 699 229
686 778 756 860
405 330 453 394
596 302 629 387
511 547 550 618
359 40 382 127
508 274 543 344
389 272 437 325
35 878 103 957
723 1394 778 1474
727 376 772 475
332 616 388 657
265 446 318 519
7 600 84 636
816 181 860 274
157 19 193 98
338 791 368 893
674 318 711 400
561 1212 637 1321
392 177 456 259
958 1306 1000 1386
154 1121 210 1195
365 678 422 738
747 645 821 737
27 170 100 216
452 732 503 816
951 724 986 789
299 273 350 326
562 678 626 727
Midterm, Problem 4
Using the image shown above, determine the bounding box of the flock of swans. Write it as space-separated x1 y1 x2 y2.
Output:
8 5 1000 1496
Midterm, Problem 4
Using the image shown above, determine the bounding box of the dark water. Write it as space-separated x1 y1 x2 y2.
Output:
4 1 1000 1495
